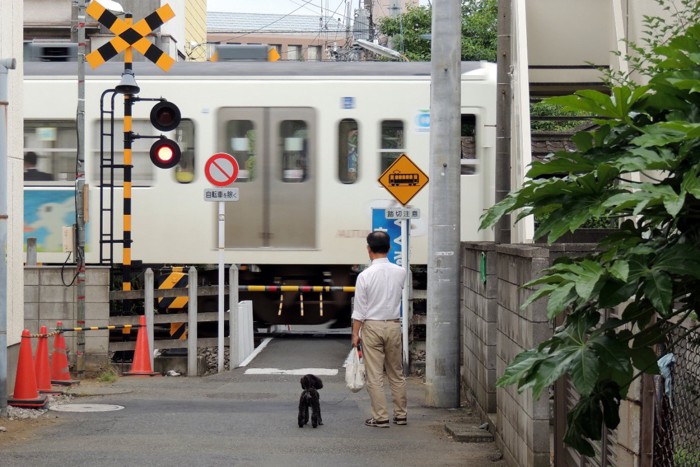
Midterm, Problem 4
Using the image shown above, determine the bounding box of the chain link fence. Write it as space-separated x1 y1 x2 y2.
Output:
654 323 700 466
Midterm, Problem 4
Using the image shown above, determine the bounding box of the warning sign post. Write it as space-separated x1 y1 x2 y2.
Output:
204 152 240 373
377 153 429 373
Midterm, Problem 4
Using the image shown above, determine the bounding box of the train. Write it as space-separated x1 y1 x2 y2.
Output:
22 60 496 328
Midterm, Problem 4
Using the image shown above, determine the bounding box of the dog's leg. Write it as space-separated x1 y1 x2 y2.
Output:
311 390 321 428
298 392 306 428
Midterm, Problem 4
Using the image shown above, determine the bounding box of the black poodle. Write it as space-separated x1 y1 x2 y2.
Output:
298 374 323 428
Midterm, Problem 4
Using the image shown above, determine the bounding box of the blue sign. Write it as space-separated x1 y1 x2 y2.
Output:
371 208 405 266
341 97 355 109
416 109 430 132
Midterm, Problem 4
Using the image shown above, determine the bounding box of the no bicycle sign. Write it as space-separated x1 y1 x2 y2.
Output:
205 153 239 187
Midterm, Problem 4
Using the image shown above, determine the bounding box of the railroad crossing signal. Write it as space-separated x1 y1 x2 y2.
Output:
86 1 176 71
378 153 429 205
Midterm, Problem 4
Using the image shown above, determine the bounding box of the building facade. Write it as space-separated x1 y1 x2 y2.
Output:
206 1 419 62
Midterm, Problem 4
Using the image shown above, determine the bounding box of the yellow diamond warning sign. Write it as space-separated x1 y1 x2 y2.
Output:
378 153 429 206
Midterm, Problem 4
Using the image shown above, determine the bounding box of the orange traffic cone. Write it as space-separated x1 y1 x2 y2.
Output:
8 330 48 408
124 315 159 376
51 321 78 386
35 326 62 395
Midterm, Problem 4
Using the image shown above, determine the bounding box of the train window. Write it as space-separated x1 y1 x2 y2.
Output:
24 120 77 185
174 119 195 184
280 120 308 182
338 118 359 183
379 120 404 173
461 114 478 175
91 119 164 185
225 120 255 182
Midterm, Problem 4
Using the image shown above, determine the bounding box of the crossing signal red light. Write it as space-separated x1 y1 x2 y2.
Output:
150 137 181 169
150 101 181 132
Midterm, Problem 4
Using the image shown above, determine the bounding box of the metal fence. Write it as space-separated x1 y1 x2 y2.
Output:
654 324 700 466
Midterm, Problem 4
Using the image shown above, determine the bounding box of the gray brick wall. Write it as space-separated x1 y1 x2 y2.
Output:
460 241 645 467
24 266 111 373
494 244 551 467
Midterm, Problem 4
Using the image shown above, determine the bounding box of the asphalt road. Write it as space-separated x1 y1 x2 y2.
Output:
2 335 505 467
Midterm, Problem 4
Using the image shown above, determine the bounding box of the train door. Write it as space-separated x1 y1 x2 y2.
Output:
217 107 316 248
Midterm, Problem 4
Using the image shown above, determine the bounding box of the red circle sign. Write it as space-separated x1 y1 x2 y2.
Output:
205 153 239 187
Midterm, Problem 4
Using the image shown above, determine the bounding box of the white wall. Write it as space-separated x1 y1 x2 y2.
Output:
1 0 25 347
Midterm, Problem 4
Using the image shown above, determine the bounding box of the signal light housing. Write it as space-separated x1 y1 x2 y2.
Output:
150 137 181 169
150 101 181 132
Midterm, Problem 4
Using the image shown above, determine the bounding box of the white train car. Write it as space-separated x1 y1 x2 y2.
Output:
23 60 496 326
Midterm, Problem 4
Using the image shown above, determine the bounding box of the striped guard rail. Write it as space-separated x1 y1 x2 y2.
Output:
27 324 143 338
55 324 143 334
110 285 356 301
243 286 355 292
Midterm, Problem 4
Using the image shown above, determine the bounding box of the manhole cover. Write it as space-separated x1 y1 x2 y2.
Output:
50 404 125 413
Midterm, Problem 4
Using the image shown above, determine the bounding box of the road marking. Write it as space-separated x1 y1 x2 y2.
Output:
244 368 339 376
238 337 273 367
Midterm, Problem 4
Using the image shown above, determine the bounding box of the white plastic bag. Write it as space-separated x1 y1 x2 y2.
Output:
344 346 366 393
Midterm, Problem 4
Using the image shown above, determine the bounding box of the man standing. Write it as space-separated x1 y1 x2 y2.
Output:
352 230 408 428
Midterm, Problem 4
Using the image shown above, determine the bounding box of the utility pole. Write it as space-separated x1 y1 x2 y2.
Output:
496 0 512 243
425 0 461 407
74 0 88 376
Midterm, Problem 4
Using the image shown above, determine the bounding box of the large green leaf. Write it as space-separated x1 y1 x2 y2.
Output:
496 349 543 388
598 278 637 308
653 244 700 278
572 260 605 301
608 260 630 282
526 152 596 178
478 195 518 230
643 269 673 313
615 148 677 172
589 335 631 375
630 346 660 374
569 347 599 395
546 282 577 319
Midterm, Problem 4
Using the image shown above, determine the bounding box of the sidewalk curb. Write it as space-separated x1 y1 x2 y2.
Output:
444 423 495 443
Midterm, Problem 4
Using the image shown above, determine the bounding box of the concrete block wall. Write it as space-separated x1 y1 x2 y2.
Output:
460 241 651 467
24 266 112 373
494 244 552 467
461 242 498 414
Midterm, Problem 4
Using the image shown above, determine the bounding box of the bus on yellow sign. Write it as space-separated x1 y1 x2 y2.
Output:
378 153 429 205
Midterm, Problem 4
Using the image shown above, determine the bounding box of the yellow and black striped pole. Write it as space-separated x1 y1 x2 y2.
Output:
122 13 134 292
85 4 177 291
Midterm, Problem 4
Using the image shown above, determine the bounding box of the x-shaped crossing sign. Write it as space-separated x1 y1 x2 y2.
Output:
86 1 175 71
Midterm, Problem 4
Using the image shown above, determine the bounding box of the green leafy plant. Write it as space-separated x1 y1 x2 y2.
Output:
377 0 497 62
480 21 700 457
